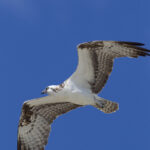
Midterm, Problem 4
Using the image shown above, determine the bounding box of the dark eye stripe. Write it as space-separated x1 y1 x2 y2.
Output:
51 88 57 92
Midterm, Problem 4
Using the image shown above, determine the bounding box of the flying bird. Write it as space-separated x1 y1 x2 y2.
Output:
18 41 150 150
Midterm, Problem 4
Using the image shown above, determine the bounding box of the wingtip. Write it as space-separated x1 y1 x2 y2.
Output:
17 136 21 150
116 41 150 57
143 52 150 56
116 41 145 46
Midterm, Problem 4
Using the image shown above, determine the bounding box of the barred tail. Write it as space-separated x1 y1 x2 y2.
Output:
94 98 119 114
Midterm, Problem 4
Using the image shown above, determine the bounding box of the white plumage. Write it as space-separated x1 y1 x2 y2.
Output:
18 41 150 150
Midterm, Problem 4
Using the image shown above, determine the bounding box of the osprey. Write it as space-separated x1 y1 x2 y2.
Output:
18 41 150 150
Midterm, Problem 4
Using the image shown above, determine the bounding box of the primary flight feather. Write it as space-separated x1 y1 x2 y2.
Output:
18 41 150 150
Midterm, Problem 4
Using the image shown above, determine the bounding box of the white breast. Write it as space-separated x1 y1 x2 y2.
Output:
61 79 95 106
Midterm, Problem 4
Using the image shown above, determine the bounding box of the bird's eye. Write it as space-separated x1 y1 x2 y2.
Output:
46 87 49 90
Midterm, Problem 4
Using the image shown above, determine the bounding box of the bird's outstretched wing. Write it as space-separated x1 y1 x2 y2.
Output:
17 96 81 150
70 41 150 94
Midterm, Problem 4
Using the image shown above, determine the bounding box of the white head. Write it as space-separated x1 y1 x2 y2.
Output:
41 85 59 95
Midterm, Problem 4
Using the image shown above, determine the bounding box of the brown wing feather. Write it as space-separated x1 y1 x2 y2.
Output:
18 101 81 150
89 51 114 93
77 41 150 94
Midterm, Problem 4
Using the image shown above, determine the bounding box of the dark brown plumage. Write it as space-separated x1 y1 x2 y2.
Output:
18 41 150 150
77 41 150 93
18 101 81 150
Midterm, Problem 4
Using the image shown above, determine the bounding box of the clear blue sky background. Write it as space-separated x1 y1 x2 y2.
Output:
1 0 150 150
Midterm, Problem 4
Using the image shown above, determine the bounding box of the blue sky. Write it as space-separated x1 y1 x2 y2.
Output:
1 0 150 149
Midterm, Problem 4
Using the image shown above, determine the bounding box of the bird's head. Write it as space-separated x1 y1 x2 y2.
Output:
41 85 59 95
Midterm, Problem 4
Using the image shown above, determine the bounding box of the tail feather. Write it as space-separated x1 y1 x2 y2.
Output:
94 98 119 114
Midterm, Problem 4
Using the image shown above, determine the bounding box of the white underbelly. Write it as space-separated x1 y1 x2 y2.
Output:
63 90 95 106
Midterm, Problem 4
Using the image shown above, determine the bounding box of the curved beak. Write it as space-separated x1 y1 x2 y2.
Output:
41 89 47 94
